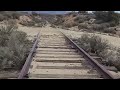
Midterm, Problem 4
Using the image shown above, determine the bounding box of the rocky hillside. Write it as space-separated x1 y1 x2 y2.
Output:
0 11 56 27
53 11 120 37
0 11 120 37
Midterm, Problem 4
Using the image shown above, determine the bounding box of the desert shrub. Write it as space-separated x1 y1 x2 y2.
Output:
74 17 84 23
103 27 116 34
19 22 27 26
101 48 120 70
57 15 64 22
64 24 71 28
11 12 21 19
78 23 88 29
7 19 18 29
94 20 103 24
72 23 78 27
0 24 17 46
74 15 92 24
26 21 35 26
91 23 108 31
109 21 117 27
116 31 120 37
112 48 120 70
99 50 117 66
50 24 56 28
101 23 110 27
0 24 32 70
94 11 120 25
72 14 77 17
89 35 109 54
0 11 22 21
76 34 109 55
74 33 120 71
53 18 64 26
91 24 104 31
32 17 41 23
0 47 15 69
20 21 36 27
63 22 78 28
76 34 91 52
90 23 115 33
0 14 6 21
7 32 30 69
3 13 12 19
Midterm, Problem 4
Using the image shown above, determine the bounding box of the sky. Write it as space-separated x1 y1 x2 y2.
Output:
38 11 120 14
23 11 120 15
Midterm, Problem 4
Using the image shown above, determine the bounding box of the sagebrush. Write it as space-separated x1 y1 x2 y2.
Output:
76 34 109 55
0 23 32 70
74 34 120 71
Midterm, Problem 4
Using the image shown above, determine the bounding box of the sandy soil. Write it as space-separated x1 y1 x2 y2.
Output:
18 26 120 48
18 26 41 36
59 28 120 49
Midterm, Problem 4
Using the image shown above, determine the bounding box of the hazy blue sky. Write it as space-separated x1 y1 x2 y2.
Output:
24 11 120 14
37 11 120 14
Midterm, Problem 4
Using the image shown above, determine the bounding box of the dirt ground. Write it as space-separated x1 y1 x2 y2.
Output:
59 28 120 49
18 26 120 48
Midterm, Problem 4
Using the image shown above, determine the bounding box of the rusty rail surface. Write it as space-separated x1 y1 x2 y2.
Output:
60 30 117 79
18 32 40 79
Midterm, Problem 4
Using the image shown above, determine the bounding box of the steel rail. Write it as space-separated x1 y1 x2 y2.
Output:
60 30 117 79
18 32 40 79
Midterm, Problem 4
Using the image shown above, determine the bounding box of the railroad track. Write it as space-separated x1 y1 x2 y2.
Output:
18 29 117 79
